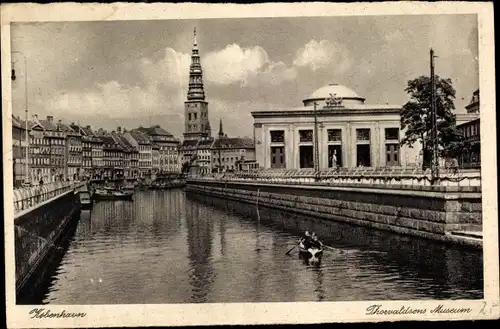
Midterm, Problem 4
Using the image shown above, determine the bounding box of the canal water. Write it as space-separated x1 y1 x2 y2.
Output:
38 189 483 304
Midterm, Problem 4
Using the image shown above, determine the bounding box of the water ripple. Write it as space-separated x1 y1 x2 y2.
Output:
40 189 484 304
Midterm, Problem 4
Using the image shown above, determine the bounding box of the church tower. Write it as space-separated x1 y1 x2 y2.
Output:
184 27 212 141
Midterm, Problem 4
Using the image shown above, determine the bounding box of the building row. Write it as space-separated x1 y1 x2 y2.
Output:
180 120 257 176
11 115 181 187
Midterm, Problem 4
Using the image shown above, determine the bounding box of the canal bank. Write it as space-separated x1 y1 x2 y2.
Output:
14 182 83 301
185 179 483 249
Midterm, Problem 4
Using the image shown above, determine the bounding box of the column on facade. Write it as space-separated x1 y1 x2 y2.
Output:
286 125 295 170
373 123 380 167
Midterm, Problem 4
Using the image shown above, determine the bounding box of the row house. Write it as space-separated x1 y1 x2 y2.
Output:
123 130 152 178
71 123 92 179
196 137 214 175
99 135 124 179
179 139 198 174
115 133 139 179
86 126 105 179
152 143 160 174
32 115 64 183
12 115 28 187
139 125 180 173
58 121 82 181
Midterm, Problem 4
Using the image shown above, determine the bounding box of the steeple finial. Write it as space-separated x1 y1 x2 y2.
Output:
218 118 224 137
193 27 197 47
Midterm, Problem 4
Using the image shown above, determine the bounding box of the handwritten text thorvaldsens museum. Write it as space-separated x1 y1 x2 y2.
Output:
366 304 472 316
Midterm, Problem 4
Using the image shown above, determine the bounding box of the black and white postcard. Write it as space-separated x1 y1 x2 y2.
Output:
2 2 498 327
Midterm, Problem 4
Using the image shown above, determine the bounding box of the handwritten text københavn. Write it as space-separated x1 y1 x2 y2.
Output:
30 308 87 319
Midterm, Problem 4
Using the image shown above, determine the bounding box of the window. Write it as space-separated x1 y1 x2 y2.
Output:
270 130 285 143
194 113 197 120
385 128 399 141
385 144 400 166
356 128 370 141
327 129 342 142
299 130 313 143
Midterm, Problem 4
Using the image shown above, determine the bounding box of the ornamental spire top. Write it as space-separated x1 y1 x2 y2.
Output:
187 26 205 101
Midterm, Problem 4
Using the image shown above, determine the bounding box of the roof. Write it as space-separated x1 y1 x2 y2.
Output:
196 137 214 148
180 139 199 149
212 137 254 149
37 119 58 131
12 115 23 129
58 122 78 135
146 125 174 137
129 130 151 144
252 104 401 116
305 83 364 101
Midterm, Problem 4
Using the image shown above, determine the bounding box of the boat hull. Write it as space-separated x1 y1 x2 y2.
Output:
92 193 134 201
298 241 323 264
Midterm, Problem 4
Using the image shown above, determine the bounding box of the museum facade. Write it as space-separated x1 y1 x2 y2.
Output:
251 84 421 170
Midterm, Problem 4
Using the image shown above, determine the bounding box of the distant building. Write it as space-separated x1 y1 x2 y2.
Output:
138 125 180 173
457 89 481 169
196 137 214 175
58 121 82 181
123 130 152 178
98 134 124 180
12 115 28 186
211 120 256 172
31 115 63 182
252 84 421 170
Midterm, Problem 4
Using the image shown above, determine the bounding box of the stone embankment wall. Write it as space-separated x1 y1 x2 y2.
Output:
185 180 482 248
14 189 80 297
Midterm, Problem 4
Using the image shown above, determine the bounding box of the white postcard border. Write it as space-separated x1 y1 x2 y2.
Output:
2 2 498 327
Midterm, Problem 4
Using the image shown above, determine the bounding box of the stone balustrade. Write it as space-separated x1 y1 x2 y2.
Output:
13 181 85 215
198 167 481 189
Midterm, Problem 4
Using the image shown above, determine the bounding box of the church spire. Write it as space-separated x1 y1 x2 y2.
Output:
218 118 224 137
187 27 205 101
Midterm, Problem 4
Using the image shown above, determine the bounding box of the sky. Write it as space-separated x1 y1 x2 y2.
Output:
10 14 478 139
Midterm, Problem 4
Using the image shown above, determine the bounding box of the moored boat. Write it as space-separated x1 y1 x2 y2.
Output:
92 188 134 201
78 190 93 209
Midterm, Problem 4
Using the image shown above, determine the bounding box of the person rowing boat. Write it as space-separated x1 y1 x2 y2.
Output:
298 231 324 264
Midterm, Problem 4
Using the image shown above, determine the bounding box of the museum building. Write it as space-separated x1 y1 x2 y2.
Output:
251 84 421 170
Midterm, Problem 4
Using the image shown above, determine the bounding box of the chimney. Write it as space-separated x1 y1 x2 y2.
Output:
47 116 53 123
71 122 75 125
86 125 91 129
117 126 122 133
58 120 62 125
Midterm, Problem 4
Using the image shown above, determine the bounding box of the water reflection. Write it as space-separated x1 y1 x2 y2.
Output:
185 202 216 302
31 189 483 305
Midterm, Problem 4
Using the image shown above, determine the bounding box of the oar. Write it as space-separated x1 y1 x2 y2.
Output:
285 240 301 255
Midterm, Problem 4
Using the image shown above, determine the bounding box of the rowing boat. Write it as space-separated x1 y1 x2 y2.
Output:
298 239 323 264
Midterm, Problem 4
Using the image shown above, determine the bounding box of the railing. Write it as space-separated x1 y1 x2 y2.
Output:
13 181 85 215
193 167 481 188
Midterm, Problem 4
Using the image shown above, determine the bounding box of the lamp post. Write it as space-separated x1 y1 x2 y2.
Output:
313 102 320 181
11 51 30 185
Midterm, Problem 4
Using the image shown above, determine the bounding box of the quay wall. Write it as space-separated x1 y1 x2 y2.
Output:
185 179 482 248
14 189 81 299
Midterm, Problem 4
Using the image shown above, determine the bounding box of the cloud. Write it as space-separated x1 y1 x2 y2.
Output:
46 81 162 118
203 44 297 86
137 47 191 92
293 39 351 73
